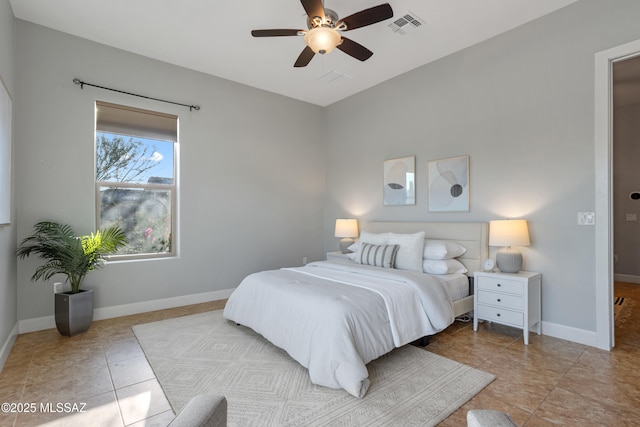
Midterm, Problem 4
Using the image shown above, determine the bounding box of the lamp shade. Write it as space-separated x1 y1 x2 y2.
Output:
304 27 341 54
489 219 530 273
335 219 359 238
489 219 530 247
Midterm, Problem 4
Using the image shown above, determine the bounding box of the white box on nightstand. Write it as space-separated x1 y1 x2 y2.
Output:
473 270 542 345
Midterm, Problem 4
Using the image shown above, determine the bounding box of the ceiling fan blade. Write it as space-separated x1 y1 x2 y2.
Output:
300 0 325 21
294 46 316 67
337 37 373 62
251 29 303 37
338 3 393 31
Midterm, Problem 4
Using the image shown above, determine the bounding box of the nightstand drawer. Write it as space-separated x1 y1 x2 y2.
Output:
477 290 523 310
477 276 524 295
476 305 523 327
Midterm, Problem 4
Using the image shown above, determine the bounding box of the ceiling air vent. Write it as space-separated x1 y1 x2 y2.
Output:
317 70 353 86
388 12 425 35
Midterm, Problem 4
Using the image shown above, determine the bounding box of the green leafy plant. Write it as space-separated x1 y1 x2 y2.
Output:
16 221 128 294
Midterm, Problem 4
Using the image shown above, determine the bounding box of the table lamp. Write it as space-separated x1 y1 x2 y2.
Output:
335 219 359 254
489 219 530 273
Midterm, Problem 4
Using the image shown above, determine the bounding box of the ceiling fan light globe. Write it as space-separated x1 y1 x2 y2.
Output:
304 27 341 54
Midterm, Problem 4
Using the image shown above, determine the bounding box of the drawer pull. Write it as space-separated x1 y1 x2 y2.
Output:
497 298 501 302
497 283 502 287
497 313 501 317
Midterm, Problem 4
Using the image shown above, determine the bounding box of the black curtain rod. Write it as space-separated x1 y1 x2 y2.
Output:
73 78 200 111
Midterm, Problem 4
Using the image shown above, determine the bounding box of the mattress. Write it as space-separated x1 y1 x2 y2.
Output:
440 273 470 301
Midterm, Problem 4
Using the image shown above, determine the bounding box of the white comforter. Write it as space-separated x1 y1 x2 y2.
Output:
222 260 455 398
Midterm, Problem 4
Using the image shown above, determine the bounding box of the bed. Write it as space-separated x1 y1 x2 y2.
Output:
223 221 488 398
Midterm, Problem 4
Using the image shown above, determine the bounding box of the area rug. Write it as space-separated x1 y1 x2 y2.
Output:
133 310 495 427
614 296 635 327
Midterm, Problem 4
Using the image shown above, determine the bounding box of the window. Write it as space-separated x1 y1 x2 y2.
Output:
95 101 178 259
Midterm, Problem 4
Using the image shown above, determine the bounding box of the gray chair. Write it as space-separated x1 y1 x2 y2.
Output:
467 409 517 427
169 394 227 427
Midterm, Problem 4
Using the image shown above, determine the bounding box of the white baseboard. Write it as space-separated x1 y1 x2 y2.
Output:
18 315 54 334
0 323 18 371
541 320 598 348
614 274 640 284
18 288 235 334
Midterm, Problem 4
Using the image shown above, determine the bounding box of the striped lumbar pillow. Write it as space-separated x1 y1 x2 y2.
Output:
358 243 399 268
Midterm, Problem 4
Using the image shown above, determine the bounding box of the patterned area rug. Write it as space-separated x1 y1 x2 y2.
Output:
614 297 635 327
133 310 495 427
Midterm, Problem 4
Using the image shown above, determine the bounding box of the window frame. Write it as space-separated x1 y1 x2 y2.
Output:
94 101 178 261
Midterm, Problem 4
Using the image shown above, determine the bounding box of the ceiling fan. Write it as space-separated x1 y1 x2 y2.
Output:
251 0 394 67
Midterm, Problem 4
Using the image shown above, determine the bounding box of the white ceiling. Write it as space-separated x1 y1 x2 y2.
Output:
10 0 580 106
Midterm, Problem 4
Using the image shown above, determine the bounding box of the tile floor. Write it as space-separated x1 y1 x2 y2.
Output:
0 283 638 426
0 300 226 427
435 281 640 426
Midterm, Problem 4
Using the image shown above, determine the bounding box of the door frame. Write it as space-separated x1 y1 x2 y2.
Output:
594 38 640 350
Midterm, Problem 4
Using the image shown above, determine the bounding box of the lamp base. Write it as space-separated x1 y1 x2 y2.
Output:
339 238 355 254
496 247 523 273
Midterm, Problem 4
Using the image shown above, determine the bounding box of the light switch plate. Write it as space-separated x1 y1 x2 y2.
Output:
578 212 595 225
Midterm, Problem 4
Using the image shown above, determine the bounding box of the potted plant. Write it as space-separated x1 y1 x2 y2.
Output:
17 221 127 336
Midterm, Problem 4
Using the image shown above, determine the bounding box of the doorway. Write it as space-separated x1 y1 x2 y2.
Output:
612 55 640 346
612 55 640 286
595 38 640 350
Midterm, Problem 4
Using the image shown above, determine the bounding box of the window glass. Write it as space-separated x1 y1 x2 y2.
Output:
95 102 177 259
96 133 174 184
99 185 172 255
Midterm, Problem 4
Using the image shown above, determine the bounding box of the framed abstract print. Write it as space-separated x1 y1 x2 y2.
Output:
383 156 415 206
428 155 469 212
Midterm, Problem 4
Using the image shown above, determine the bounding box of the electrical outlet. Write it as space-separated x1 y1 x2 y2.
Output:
53 282 63 293
303 257 308 265
626 213 637 222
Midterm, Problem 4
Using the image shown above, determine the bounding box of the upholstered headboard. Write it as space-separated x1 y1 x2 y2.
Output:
360 221 489 277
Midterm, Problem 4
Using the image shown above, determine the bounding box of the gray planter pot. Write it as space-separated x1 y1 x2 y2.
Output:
54 289 94 336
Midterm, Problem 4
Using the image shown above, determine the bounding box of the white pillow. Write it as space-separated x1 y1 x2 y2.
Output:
359 231 390 245
388 232 425 272
422 259 468 275
423 240 467 260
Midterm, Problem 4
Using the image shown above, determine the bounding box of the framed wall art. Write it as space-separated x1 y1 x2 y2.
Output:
427 155 469 212
383 156 415 206
0 78 11 225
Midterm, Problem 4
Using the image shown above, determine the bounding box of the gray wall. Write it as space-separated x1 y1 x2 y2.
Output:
324 0 640 332
0 0 17 363
614 101 640 278
15 21 326 321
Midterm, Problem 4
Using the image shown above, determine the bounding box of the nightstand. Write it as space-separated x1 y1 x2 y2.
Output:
326 251 351 260
473 270 541 345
